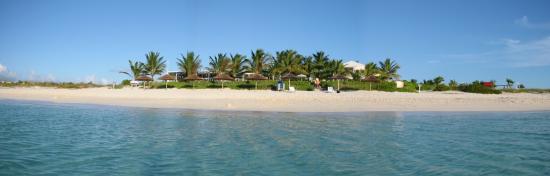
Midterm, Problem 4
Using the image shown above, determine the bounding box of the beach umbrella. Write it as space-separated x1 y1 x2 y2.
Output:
245 73 268 90
135 75 152 89
159 74 175 89
330 75 348 92
361 75 380 91
297 74 307 81
281 73 297 90
184 74 203 89
214 74 234 89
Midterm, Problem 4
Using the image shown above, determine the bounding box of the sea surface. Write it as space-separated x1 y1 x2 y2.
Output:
0 100 549 175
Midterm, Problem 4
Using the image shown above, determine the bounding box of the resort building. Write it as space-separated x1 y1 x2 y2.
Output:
344 60 365 72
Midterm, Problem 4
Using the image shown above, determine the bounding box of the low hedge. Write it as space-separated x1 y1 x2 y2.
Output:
153 80 315 91
458 83 501 94
321 80 417 92
153 80 420 92
0 81 102 89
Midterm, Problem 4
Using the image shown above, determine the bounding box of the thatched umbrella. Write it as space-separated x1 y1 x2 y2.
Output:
135 75 152 89
183 74 203 89
281 73 297 90
159 74 175 89
214 74 234 89
330 74 348 92
245 73 268 90
361 75 380 91
297 74 307 81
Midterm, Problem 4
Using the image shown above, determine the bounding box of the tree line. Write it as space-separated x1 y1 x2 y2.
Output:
121 49 401 82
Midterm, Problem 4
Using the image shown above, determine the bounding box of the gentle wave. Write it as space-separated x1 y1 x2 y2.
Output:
0 100 549 175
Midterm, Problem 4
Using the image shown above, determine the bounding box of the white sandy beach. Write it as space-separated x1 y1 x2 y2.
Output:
0 87 549 112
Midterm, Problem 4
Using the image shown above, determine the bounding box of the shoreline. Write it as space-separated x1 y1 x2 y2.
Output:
1 87 549 112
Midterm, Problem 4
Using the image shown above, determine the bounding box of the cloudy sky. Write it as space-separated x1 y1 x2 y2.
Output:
1 0 549 87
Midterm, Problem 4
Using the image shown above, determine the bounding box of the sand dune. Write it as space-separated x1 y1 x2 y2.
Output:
0 87 549 112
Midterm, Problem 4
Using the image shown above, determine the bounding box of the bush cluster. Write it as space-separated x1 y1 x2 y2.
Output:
152 80 314 91
0 81 102 89
320 80 417 92
458 82 502 94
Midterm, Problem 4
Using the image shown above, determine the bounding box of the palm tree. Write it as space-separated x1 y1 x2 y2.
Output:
506 78 514 89
433 76 445 85
329 59 347 76
246 49 271 75
302 56 313 78
144 51 166 80
378 58 400 80
364 62 379 77
311 51 330 79
208 53 231 76
449 80 458 90
120 60 145 80
229 54 247 78
177 52 201 77
273 50 305 77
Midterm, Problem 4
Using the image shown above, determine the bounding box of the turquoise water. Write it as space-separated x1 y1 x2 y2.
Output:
0 100 549 175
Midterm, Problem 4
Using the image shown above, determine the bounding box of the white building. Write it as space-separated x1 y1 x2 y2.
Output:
343 60 365 72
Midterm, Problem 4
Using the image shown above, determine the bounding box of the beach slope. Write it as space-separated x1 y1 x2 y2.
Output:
0 87 549 112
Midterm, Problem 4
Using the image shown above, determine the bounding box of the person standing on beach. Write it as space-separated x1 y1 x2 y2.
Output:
314 78 320 89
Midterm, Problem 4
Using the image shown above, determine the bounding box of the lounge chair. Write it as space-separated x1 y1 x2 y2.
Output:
289 86 296 92
327 87 335 93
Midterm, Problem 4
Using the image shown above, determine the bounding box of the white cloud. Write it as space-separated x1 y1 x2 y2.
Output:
46 74 56 82
0 64 6 73
514 16 550 29
8 71 16 77
100 78 111 85
27 70 56 82
28 70 37 81
444 36 550 67
84 74 96 83
81 75 111 85
0 64 17 81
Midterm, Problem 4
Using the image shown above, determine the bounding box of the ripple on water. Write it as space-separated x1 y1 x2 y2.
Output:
0 100 549 175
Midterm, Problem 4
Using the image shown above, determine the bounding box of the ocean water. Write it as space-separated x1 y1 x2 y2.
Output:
0 100 549 175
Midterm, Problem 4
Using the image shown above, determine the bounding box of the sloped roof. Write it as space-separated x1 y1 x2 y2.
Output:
344 60 365 70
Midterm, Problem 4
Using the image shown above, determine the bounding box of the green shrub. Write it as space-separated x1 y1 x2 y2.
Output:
501 88 550 93
420 84 435 91
320 80 417 92
121 79 131 86
458 82 501 94
1 81 104 89
400 81 418 92
284 80 314 91
154 80 281 90
433 84 450 91
148 80 422 92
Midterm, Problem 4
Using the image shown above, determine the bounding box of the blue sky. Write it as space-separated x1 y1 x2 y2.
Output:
1 0 549 87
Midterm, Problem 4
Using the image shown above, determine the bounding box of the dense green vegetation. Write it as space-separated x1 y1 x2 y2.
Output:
115 50 538 94
124 50 401 83
321 80 417 92
501 88 550 94
121 50 421 92
2 50 536 95
0 81 102 89
458 81 502 94
153 80 314 91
